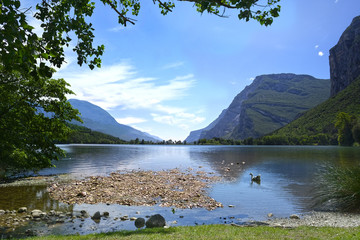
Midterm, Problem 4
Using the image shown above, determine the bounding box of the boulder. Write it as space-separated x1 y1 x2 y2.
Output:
18 207 27 213
145 214 166 228
92 211 101 220
135 217 145 228
31 210 43 218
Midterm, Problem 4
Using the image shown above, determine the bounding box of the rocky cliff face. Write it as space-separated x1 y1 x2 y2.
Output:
186 74 330 141
185 109 227 143
330 16 360 97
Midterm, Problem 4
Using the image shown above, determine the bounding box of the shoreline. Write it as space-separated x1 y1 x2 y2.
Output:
1 173 360 237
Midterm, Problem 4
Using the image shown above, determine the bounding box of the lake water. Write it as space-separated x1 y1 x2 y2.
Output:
1 145 360 236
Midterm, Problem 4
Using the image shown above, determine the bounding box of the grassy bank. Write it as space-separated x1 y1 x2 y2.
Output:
28 225 360 240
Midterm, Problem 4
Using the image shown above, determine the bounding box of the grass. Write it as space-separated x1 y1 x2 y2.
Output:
314 163 360 212
27 225 360 240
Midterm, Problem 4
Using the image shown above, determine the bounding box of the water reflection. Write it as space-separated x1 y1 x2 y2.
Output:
1 145 359 237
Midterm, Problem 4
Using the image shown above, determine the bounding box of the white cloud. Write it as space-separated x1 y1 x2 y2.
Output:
151 110 205 130
318 51 324 57
55 61 204 132
162 61 184 70
249 77 255 81
315 45 319 49
116 117 147 125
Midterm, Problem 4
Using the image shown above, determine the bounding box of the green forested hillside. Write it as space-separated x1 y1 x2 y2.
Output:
57 124 127 144
264 76 360 145
228 74 330 139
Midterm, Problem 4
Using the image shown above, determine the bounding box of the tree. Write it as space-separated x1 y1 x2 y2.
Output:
335 112 355 146
0 0 281 177
352 119 360 144
0 70 80 177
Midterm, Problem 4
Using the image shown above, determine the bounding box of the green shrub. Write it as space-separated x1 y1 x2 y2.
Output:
314 164 360 212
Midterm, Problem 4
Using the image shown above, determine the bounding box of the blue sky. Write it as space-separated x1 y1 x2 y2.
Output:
26 0 360 141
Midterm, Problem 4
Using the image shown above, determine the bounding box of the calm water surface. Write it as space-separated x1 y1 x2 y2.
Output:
1 145 360 236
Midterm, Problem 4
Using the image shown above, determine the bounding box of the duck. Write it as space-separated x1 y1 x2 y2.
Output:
249 173 261 184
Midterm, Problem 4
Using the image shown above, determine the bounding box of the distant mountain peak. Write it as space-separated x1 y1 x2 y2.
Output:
69 99 162 142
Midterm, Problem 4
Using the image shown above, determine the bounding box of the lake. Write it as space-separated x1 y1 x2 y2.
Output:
1 144 360 236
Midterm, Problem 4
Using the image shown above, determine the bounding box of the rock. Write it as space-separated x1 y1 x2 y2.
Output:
145 214 166 228
103 212 110 217
290 214 300 220
55 211 63 216
136 211 140 214
77 191 87 197
134 217 145 228
80 210 89 218
228 205 235 208
25 229 35 236
31 210 43 218
120 215 129 221
268 213 273 218
130 217 137 221
49 210 55 216
18 207 27 213
0 210 5 215
92 211 101 220
330 16 360 96
56 219 65 223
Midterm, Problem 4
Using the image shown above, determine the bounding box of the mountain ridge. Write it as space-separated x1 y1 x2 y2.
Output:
186 73 330 141
69 99 162 142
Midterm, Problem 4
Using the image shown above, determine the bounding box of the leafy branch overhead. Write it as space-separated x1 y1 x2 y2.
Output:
1 0 281 79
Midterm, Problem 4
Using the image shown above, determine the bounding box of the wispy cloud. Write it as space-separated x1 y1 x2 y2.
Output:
151 112 205 130
335 0 339 3
116 117 147 125
162 61 185 70
55 62 203 131
57 63 195 110
315 45 319 49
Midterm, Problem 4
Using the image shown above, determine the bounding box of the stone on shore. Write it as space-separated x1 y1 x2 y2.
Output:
290 214 300 220
145 214 166 228
135 217 145 228
92 211 101 220
31 210 44 218
18 207 27 213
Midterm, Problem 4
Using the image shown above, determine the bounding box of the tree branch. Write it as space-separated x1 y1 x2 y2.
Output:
102 0 136 26
153 0 173 12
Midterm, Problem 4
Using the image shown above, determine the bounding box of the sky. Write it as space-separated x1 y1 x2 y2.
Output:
26 0 360 141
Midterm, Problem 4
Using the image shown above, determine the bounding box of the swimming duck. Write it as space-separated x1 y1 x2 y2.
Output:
249 173 261 184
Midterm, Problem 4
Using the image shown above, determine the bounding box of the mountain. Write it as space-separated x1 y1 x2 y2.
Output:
186 74 330 141
185 109 227 143
69 99 162 142
330 16 360 96
267 75 360 143
266 17 360 143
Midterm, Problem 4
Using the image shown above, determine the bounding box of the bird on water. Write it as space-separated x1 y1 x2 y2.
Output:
249 173 261 184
